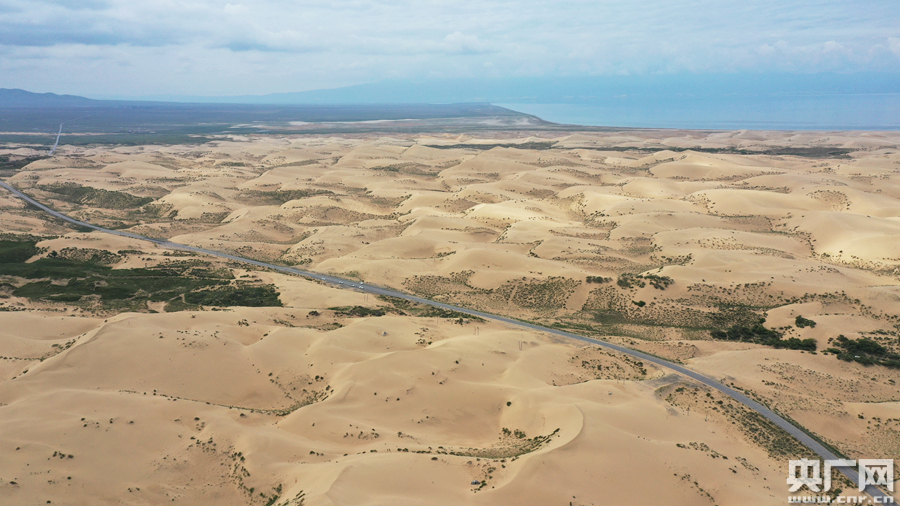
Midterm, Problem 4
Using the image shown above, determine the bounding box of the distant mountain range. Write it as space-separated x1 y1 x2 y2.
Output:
0 88 101 107
177 73 900 106
0 89 542 139
6 72 900 108
4 71 900 131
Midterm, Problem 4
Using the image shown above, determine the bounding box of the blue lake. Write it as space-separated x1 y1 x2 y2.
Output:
498 94 900 131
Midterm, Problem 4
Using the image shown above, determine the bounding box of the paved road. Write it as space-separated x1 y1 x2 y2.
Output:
0 179 892 502
48 115 91 156
48 123 63 155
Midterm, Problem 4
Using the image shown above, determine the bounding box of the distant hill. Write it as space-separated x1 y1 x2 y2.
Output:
0 89 98 108
142 72 900 106
0 93 548 143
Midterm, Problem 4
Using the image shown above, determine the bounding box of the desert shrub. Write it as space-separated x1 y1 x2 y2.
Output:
47 293 83 302
39 183 153 209
51 247 121 265
507 276 580 310
328 306 386 317
0 241 280 310
710 324 816 351
0 154 46 172
617 274 644 288
825 335 900 368
185 286 282 307
795 315 817 328
2 256 110 279
237 189 333 205
0 239 40 263
834 335 886 355
644 274 674 290
616 273 674 290
420 307 485 321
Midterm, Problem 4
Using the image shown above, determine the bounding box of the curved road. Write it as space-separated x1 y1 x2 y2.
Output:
0 180 891 502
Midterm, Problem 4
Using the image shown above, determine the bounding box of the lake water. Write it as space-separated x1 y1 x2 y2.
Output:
498 94 900 131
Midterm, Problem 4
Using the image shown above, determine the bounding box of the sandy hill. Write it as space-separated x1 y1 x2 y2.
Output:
1 128 899 505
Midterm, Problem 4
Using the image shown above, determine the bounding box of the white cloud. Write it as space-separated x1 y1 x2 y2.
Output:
890 37 900 56
823 40 844 53
440 32 489 55
223 3 247 15
0 0 898 96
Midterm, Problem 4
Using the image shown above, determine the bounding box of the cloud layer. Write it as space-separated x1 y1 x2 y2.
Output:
1 0 898 97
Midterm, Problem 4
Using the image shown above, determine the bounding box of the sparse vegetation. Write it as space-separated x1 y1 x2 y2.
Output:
0 239 282 311
237 189 334 205
328 305 387 317
795 315 817 328
420 306 485 322
617 272 674 290
425 141 557 151
376 294 485 321
444 428 561 459
0 154 46 173
617 273 644 288
710 324 816 351
0 238 42 263
39 182 154 209
825 335 900 368
184 285 282 308
665 384 815 459
498 276 580 310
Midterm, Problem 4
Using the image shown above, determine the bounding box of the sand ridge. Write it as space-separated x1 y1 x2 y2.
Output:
2 128 900 504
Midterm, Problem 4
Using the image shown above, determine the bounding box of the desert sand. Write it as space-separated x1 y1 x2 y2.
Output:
1 128 899 505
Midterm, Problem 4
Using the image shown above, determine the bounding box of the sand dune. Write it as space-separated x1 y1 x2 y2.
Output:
0 305 789 505
2 128 899 505
651 153 777 180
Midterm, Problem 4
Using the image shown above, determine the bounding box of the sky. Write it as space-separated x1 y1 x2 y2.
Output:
0 0 898 99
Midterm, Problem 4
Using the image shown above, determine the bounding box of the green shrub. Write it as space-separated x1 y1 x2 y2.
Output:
420 307 485 321
616 273 674 290
328 306 386 317
39 183 153 209
0 240 280 310
827 335 899 368
185 286 282 307
710 324 816 351
0 240 40 263
795 315 817 328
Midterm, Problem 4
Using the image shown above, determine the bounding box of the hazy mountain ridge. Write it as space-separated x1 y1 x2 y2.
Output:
0 88 100 108
88 73 900 105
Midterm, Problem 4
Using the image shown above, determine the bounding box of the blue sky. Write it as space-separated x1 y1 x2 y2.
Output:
0 0 898 98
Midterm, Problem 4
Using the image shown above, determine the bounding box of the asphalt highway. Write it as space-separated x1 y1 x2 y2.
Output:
0 179 892 502
48 123 62 155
